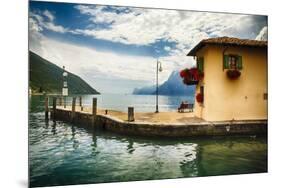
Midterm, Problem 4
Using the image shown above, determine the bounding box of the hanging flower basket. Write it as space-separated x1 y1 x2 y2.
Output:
179 68 203 85
199 72 204 80
183 77 199 85
189 68 199 80
226 69 241 79
180 69 188 78
196 93 204 103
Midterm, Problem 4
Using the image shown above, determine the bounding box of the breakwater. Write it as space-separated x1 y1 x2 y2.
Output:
47 97 267 137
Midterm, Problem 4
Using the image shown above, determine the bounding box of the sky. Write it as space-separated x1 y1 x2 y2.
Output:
29 0 268 94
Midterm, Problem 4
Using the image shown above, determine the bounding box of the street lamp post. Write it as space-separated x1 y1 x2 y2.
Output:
155 59 162 113
62 66 68 108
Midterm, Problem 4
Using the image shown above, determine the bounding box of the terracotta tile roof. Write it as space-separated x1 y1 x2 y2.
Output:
187 37 267 56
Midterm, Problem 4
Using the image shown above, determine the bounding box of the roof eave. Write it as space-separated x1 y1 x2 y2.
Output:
186 43 205 56
187 42 267 56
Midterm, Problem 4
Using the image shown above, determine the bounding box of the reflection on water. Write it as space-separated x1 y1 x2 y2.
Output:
29 96 267 187
127 139 135 154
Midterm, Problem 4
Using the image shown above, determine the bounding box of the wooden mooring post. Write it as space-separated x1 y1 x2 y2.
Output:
79 96 83 111
79 96 82 106
128 107 134 122
71 97 76 122
92 98 97 116
92 98 97 125
52 97 57 120
45 97 49 120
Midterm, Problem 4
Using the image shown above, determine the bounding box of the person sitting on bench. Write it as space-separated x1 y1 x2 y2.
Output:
178 101 193 112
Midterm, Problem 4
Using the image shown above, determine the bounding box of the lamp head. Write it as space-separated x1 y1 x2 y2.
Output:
158 61 163 72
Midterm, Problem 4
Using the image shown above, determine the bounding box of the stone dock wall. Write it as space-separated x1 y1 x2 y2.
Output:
51 108 267 138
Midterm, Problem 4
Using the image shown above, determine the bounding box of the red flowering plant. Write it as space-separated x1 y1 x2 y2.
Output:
179 68 203 85
226 69 241 79
189 68 200 80
180 69 189 78
198 71 204 80
196 93 204 103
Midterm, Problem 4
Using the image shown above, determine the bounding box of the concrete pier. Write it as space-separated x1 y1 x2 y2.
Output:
49 100 267 138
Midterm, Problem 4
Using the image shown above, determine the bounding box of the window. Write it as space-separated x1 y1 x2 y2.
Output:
229 55 237 69
223 54 242 70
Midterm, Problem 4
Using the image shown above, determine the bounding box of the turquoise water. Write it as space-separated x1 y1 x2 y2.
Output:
29 95 267 187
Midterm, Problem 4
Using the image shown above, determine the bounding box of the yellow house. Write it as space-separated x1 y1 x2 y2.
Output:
185 37 267 121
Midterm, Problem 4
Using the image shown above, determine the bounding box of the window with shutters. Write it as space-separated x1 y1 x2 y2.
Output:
223 54 242 70
229 56 237 69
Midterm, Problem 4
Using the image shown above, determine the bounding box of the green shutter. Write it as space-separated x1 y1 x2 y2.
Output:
223 55 229 70
237 55 243 70
197 59 200 71
197 57 204 73
200 57 204 73
196 58 199 71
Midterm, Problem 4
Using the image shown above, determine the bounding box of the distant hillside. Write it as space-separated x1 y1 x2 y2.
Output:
133 71 195 96
29 51 99 95
255 26 268 41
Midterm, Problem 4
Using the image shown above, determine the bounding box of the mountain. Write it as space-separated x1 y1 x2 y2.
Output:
255 26 268 41
133 70 195 96
133 85 155 95
29 51 99 95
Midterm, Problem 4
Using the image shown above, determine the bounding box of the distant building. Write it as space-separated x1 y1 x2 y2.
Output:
184 37 267 121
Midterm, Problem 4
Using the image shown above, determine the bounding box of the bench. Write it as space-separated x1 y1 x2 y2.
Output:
178 103 194 113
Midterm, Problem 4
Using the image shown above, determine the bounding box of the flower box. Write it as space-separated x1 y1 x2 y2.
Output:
226 69 241 79
183 78 199 85
180 68 203 85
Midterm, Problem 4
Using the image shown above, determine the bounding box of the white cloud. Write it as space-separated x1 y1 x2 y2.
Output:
29 6 267 92
44 22 68 33
74 5 266 48
29 16 44 55
30 11 68 33
29 8 194 91
72 5 267 81
30 35 180 86
164 46 171 51
43 10 55 22
29 17 42 32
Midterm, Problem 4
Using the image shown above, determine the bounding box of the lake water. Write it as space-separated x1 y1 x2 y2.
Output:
29 95 267 187
60 93 194 112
